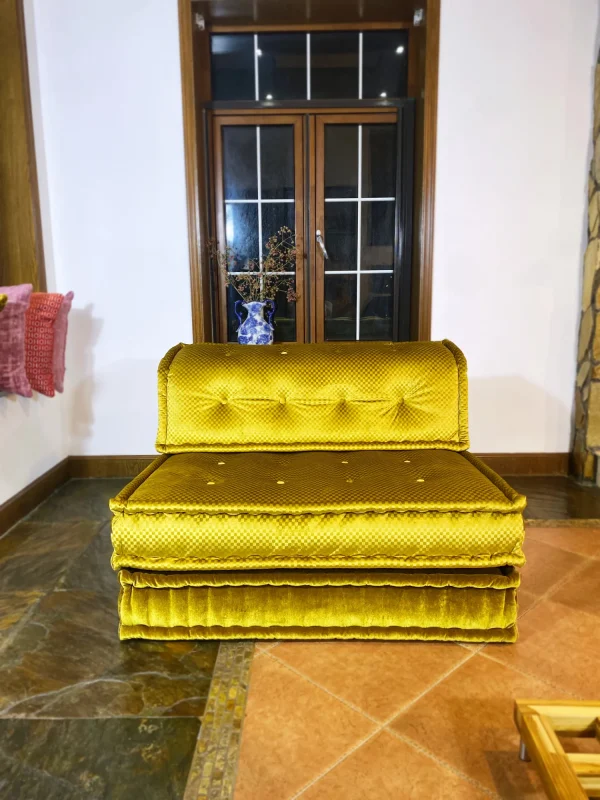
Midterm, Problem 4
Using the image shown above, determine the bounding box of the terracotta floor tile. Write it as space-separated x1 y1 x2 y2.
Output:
484 599 600 697
526 526 600 558
234 653 376 800
550 561 600 618
520 538 585 596
273 641 469 722
255 641 279 652
517 590 538 618
299 730 489 800
390 654 566 797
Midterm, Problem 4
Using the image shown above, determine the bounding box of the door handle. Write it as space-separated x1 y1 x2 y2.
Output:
316 229 329 260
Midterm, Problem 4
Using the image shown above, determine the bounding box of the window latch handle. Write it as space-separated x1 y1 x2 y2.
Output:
316 229 329 260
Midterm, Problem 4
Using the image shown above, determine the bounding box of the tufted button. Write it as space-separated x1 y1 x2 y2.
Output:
217 461 225 465
341 460 349 464
279 396 286 405
277 480 285 485
404 460 411 463
221 398 227 405
207 481 215 485
346 478 353 483
416 478 425 483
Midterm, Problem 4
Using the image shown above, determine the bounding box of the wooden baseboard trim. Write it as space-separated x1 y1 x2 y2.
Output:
0 457 70 537
66 452 571 479
68 456 155 479
476 453 569 476
0 451 572 536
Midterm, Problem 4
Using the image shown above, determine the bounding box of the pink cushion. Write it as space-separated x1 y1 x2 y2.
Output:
0 284 33 397
25 293 64 397
53 291 74 393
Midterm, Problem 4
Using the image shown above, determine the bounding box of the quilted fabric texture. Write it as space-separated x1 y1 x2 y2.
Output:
110 450 526 571
0 283 33 397
117 567 519 642
156 340 469 453
24 292 64 396
53 291 74 393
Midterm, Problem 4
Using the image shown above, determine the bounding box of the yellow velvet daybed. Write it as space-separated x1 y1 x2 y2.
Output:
110 341 526 642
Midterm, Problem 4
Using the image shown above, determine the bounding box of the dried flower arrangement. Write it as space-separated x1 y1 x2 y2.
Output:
208 226 299 304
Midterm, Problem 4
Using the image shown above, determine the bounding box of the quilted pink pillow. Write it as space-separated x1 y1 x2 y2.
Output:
0 284 33 397
25 293 64 397
53 291 74 393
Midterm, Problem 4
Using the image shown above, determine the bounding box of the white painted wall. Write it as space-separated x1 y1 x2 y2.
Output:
26 0 192 460
12 0 596 486
432 0 599 452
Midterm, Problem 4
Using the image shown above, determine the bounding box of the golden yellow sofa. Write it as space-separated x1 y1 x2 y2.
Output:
110 341 526 642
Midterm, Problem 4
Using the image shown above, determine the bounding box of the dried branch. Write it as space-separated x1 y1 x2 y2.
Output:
208 226 299 305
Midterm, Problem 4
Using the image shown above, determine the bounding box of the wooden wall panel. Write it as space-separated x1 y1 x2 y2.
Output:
0 0 45 289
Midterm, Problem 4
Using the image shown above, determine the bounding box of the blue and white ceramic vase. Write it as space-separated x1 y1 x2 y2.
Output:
235 300 277 345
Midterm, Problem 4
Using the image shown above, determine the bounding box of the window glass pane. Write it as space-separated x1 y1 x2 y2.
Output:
225 203 258 267
362 124 396 198
325 125 358 199
211 34 255 101
271 283 296 342
258 33 307 101
261 203 295 258
361 201 395 270
360 274 394 340
260 126 295 200
324 202 357 271
325 274 357 340
311 32 359 99
223 127 257 200
226 284 244 342
362 30 409 99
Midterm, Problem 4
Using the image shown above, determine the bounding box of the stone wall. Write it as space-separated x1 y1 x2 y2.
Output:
573 61 600 480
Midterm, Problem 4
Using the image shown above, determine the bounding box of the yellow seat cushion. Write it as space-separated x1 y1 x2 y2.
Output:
110 450 525 571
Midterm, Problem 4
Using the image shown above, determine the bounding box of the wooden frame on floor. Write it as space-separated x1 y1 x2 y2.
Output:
515 700 600 800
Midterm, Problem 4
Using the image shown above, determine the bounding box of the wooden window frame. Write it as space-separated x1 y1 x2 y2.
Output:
0 0 46 290
179 0 440 342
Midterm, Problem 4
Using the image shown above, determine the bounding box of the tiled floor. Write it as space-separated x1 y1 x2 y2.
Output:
0 479 222 798
234 526 600 799
2 474 600 798
510 475 600 520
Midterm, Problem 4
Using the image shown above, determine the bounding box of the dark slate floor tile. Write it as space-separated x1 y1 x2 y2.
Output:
507 475 600 519
0 586 218 718
27 479 129 523
0 717 199 799
0 521 104 594
0 591 43 649
0 503 219 720
58 521 118 599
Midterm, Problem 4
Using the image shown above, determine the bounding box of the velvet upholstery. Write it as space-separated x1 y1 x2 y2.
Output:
156 340 469 453
110 450 525 572
110 340 526 642
118 567 519 642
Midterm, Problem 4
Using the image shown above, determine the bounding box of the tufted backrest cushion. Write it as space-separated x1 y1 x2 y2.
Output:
156 340 469 453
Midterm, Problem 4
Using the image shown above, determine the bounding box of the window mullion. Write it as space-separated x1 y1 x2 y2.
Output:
356 124 362 341
253 33 259 101
306 33 311 100
256 127 263 294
